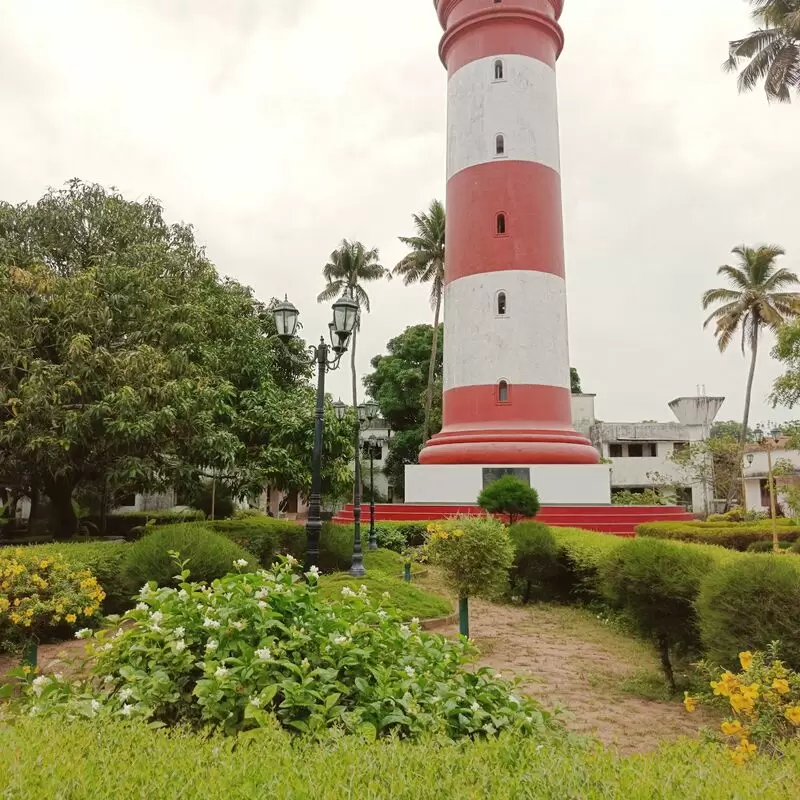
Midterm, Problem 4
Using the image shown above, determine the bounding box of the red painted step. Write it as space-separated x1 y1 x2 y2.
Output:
331 503 693 535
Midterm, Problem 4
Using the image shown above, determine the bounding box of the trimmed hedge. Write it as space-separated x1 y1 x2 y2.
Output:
205 517 304 565
508 522 559 603
2 718 799 798
9 540 132 614
104 509 206 539
636 520 800 551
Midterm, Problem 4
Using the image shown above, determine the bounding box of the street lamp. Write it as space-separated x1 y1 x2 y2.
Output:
272 291 358 569
755 427 782 553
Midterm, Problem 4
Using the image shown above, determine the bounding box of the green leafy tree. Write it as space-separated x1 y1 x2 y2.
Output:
711 420 752 441
0 181 353 538
702 245 800 450
725 1 800 102
477 476 540 524
393 200 445 444
570 367 582 394
363 324 443 499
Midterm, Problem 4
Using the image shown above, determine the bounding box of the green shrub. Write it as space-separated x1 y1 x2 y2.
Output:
508 522 559 603
2 720 800 798
121 524 256 591
599 538 714 687
104 509 206 539
746 540 794 553
206 517 304 566
696 555 800 670
612 488 667 506
17 559 546 740
637 520 799 551
477 477 540 523
373 526 409 553
14 541 131 614
426 517 514 601
707 506 768 523
372 522 431 551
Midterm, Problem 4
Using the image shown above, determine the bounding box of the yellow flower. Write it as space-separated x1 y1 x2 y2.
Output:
712 671 739 697
730 694 755 715
785 706 800 726
453 529 464 538
721 720 743 737
683 692 697 713
772 678 790 695
84 607 96 616
730 750 747 766
738 738 757 757
739 651 754 671
65 613 77 623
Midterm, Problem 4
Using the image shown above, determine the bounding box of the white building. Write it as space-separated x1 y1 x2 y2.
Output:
743 439 800 515
571 393 725 513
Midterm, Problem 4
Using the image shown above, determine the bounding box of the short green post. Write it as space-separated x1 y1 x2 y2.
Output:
403 561 412 583
458 596 469 638
21 638 38 670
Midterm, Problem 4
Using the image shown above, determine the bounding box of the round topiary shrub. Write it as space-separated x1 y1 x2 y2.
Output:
696 555 800 670
599 538 713 689
122 524 256 592
477 477 540 524
508 522 559 603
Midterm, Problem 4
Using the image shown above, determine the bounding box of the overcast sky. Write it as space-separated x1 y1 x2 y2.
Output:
2 0 799 428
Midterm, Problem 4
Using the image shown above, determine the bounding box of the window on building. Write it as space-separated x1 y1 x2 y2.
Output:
497 291 507 315
494 59 504 80
645 443 658 457
495 134 505 156
496 213 506 234
498 380 509 403
628 443 644 458
609 443 623 458
117 492 137 507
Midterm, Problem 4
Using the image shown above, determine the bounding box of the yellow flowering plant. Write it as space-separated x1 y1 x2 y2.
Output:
0 548 105 650
684 643 800 763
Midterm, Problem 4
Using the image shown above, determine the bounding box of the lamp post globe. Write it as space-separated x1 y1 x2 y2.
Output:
272 295 300 342
332 399 348 421
332 290 359 340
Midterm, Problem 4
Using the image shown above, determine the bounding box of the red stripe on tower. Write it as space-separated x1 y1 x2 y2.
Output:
420 0 599 466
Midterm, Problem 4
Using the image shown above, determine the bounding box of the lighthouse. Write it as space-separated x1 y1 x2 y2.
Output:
405 0 611 505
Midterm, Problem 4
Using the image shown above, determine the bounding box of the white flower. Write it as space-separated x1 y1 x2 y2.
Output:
206 640 219 653
103 675 114 684
91 700 101 714
31 676 51 696
174 639 186 653
74 628 92 640
404 666 415 678
214 666 228 679
232 620 246 631
150 611 163 624
300 658 310 670
249 695 261 708
257 601 267 609
120 703 134 717
377 610 388 620
150 624 162 634
285 554 297 565
135 602 148 612
54 673 63 681
28 706 40 717
203 617 220 629
196 603 205 611
483 723 497 736
411 617 420 626
255 648 271 662
255 588 270 600
306 565 320 578
101 643 113 652
333 636 348 645
139 584 151 596
470 701 480 712
399 624 410 638
382 592 390 599
178 590 189 601
174 627 185 638
224 593 233 601
358 584 368 595
234 558 249 568
341 587 356 598
119 687 134 702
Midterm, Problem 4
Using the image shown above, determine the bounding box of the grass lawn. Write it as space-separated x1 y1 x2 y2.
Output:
1 717 797 799
317 549 452 621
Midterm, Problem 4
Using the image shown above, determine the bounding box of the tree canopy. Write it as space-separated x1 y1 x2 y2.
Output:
0 180 353 536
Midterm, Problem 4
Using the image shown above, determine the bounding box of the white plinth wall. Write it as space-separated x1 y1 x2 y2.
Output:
405 464 612 505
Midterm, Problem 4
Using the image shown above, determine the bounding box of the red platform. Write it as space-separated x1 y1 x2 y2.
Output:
332 504 694 536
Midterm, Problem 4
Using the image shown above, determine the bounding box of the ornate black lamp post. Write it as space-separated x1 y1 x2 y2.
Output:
272 292 358 570
360 401 383 550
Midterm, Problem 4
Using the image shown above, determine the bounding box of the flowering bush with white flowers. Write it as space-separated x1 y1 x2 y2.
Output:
14 557 553 740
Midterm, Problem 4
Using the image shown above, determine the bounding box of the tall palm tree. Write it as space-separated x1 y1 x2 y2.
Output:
393 200 446 445
702 245 800 448
724 1 800 102
317 239 387 469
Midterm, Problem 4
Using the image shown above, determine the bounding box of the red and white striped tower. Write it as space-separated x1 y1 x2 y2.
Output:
419 0 599 467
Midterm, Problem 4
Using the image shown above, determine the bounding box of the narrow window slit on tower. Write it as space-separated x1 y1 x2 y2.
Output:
495 134 505 155
496 213 506 235
497 292 507 315
498 380 509 403
494 60 503 80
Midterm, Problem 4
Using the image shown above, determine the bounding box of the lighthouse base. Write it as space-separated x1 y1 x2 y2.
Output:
404 463 611 505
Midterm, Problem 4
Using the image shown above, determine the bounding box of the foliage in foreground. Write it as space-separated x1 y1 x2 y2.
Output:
425 516 514 601
1 718 799 799
13 558 543 740
685 645 800 764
